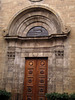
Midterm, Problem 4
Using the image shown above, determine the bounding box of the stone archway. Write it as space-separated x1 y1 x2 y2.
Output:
4 5 70 100
7 6 63 36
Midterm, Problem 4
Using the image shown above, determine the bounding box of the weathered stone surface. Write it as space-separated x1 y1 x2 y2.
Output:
0 0 75 100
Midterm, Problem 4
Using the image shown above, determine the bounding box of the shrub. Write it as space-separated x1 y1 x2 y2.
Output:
45 92 75 100
0 90 11 100
58 93 69 100
69 93 75 100
46 92 59 100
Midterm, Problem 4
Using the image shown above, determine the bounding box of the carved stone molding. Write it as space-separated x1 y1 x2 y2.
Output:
29 0 43 2
4 32 70 41
5 7 62 37
3 6 70 39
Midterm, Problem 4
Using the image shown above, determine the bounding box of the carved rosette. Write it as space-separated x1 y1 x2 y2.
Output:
29 61 33 66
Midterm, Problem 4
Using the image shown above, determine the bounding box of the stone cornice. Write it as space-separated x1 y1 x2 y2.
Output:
4 32 70 41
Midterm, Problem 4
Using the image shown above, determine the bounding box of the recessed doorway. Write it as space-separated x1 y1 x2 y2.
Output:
23 57 48 100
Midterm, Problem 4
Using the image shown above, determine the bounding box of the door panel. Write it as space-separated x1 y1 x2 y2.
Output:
23 58 48 100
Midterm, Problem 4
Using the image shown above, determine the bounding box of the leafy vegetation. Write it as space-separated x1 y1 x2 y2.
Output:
45 92 75 100
0 90 11 100
69 93 75 100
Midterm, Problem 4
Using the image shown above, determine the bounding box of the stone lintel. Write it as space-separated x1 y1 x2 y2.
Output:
4 33 69 41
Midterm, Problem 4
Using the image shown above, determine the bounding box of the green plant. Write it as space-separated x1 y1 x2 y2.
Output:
45 92 59 100
58 93 69 100
45 92 69 100
69 93 75 100
0 90 11 100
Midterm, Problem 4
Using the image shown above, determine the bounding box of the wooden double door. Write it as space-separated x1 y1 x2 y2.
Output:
23 58 48 100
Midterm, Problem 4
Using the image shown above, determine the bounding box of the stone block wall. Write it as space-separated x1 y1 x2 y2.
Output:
0 0 75 98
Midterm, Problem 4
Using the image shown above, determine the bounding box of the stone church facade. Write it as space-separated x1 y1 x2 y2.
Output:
0 0 75 100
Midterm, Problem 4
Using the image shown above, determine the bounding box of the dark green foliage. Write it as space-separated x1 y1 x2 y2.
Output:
45 92 58 100
46 92 75 100
69 93 75 100
57 93 69 100
0 90 11 100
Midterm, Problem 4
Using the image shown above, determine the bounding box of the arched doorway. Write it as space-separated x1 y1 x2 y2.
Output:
4 6 70 100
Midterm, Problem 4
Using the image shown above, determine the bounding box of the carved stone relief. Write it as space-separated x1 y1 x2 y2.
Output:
7 7 63 37
4 6 70 100
29 0 43 2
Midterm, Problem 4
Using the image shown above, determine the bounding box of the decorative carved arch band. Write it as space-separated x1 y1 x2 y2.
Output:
4 5 70 39
9 10 61 36
5 6 68 38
